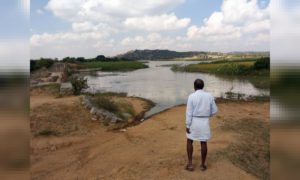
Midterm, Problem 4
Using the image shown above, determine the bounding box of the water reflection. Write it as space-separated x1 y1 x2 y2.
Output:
85 61 269 117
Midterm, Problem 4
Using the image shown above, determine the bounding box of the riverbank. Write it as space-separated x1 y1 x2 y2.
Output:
30 92 269 179
171 58 269 76
171 58 270 89
30 86 154 134
75 61 149 72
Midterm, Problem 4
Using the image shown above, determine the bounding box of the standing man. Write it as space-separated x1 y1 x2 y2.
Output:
185 79 218 171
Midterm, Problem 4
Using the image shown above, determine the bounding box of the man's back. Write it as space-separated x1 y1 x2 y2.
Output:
187 89 217 118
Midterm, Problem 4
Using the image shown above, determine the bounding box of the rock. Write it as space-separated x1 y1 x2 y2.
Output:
50 145 57 151
117 118 125 122
90 107 96 115
122 113 132 119
95 110 103 117
120 129 127 132
91 116 97 121
85 101 92 109
60 82 73 95
110 117 117 123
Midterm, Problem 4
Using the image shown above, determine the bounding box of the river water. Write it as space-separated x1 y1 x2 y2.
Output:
85 61 269 117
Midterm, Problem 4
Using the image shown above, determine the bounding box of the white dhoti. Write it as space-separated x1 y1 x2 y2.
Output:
186 117 211 142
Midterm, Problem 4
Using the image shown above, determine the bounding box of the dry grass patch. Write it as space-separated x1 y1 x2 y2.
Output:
218 117 270 179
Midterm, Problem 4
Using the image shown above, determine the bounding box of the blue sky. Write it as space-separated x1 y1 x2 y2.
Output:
0 0 29 71
30 0 69 34
30 0 271 58
0 0 29 39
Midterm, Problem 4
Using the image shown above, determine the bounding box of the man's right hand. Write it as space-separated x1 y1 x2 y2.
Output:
186 128 190 134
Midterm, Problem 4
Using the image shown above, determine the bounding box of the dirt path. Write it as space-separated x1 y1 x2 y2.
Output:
30 95 269 179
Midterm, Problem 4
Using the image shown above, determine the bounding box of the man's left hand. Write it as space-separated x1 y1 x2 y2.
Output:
186 128 190 134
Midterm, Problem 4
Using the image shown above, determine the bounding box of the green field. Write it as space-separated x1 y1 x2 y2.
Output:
172 58 270 89
80 61 148 71
172 58 269 76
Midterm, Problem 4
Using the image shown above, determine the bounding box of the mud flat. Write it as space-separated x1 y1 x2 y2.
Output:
30 89 269 179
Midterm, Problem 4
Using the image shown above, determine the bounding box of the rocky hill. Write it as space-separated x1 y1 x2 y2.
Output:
115 49 205 60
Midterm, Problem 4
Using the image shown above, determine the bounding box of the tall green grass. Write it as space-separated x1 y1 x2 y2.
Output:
81 61 148 71
172 58 269 76
91 96 135 120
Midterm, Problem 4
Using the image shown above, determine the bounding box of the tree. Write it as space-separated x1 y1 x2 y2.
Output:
76 57 85 62
253 57 270 70
95 55 106 61
70 76 89 95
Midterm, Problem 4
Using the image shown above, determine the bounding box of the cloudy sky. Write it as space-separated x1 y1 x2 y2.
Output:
29 0 272 59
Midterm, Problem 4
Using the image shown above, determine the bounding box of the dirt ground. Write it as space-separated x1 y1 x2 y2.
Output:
30 93 269 180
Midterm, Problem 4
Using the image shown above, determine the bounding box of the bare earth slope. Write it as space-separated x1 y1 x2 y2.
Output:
30 94 269 180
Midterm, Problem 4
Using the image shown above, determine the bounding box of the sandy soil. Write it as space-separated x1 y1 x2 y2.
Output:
30 94 269 180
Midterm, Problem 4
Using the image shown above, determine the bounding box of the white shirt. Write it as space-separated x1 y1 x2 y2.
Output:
186 89 218 128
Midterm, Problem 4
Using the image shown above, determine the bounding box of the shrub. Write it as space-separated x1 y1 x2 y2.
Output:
70 76 89 95
93 96 119 113
253 57 270 70
92 96 136 120
36 129 58 136
30 58 55 72
215 63 250 75
82 61 148 71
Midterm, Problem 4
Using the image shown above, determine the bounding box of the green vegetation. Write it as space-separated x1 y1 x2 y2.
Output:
172 58 270 89
36 129 58 136
80 61 148 71
31 54 149 73
70 76 89 95
93 96 119 113
247 75 270 89
30 58 56 72
116 49 269 60
84 91 127 97
31 83 61 95
219 118 269 179
92 96 135 120
172 58 269 76
218 92 270 101
253 58 270 70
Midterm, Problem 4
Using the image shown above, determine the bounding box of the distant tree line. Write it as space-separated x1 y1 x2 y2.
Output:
30 55 130 72
61 55 129 63
30 58 57 72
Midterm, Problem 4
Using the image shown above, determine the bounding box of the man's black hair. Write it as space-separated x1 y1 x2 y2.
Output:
194 79 204 90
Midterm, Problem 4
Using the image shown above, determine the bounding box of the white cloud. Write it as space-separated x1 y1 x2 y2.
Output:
31 31 109 47
31 0 189 58
119 33 193 53
221 0 268 24
71 21 119 33
45 0 189 33
187 12 242 41
187 0 270 43
124 13 190 31
0 40 29 71
270 0 300 62
30 32 114 58
242 19 270 33
31 0 270 58
46 0 185 19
